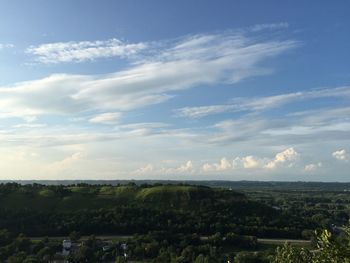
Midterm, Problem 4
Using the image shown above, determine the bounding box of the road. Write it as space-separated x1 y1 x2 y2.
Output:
257 238 311 245
30 235 311 245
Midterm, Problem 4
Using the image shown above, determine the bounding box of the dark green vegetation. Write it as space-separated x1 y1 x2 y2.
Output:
0 181 349 262
0 183 278 237
273 229 350 263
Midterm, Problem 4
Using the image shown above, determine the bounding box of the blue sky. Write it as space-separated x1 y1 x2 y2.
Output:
0 1 349 181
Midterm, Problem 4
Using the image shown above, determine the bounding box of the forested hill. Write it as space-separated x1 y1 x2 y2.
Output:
0 183 280 237
0 183 248 211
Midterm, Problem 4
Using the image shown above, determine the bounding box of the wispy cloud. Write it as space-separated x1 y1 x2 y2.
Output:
190 103 350 149
175 86 350 118
2 23 349 180
0 43 14 50
89 112 121 125
175 104 240 119
119 122 169 130
46 152 85 174
26 38 146 63
1 31 298 122
250 22 289 32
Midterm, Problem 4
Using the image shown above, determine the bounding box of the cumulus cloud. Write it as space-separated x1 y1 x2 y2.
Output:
134 164 154 174
201 148 300 173
202 163 213 172
173 160 194 173
215 157 232 170
304 162 322 172
26 38 146 63
241 156 262 169
332 149 348 161
202 157 232 172
265 147 299 169
135 160 194 175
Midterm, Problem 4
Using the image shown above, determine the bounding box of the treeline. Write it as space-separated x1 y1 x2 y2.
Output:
0 229 60 262
1 227 349 262
0 183 310 239
0 228 267 263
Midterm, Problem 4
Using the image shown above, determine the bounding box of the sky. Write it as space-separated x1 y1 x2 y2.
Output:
0 0 349 181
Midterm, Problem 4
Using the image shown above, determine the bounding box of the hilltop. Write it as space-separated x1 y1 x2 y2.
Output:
0 183 247 211
0 183 277 237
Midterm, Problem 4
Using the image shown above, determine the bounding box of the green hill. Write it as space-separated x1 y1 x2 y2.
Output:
0 183 278 237
0 183 247 212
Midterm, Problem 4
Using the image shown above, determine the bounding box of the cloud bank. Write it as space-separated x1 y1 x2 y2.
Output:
135 148 303 176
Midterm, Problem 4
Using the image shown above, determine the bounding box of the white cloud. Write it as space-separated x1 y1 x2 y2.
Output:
202 157 232 172
250 22 289 32
264 122 350 136
175 104 239 119
12 123 47 129
175 86 350 118
26 38 146 63
265 147 299 169
135 160 194 175
89 112 121 124
119 122 169 130
47 152 84 174
305 162 322 172
0 43 14 50
174 160 194 173
215 157 232 170
134 163 154 174
5 29 350 180
0 32 298 122
241 155 261 169
202 149 298 171
200 148 300 173
332 149 348 161
202 103 350 148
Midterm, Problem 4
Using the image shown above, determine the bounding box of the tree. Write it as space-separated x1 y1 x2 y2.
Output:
272 228 350 263
0 229 12 246
115 256 126 263
272 243 312 263
194 254 209 263
14 234 31 252
69 231 81 242
75 245 94 262
8 252 27 263
234 251 261 263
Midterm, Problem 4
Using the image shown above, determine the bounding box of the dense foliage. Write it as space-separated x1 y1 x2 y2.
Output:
0 229 265 262
273 228 350 262
0 182 348 262
0 183 282 238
